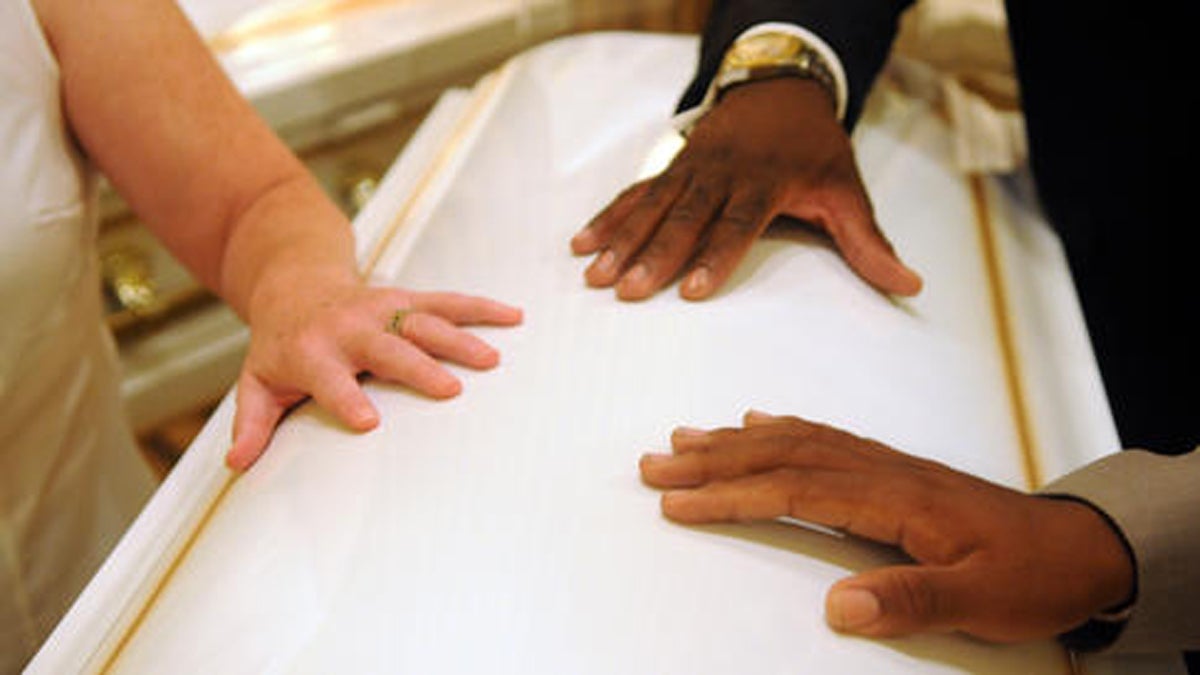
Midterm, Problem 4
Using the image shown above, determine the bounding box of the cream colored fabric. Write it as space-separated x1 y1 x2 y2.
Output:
888 0 1026 173
1041 448 1200 652
0 2 155 672
895 0 1016 103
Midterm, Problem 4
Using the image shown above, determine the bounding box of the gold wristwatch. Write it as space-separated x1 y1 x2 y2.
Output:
714 32 838 113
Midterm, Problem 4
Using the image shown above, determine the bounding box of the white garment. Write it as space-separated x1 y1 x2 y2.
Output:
0 2 155 672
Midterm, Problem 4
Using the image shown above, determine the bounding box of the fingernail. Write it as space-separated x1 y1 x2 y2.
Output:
572 229 594 249
438 374 464 397
640 452 671 465
682 267 710 297
587 250 618 286
225 451 247 472
827 588 881 631
355 407 380 428
898 265 923 294
745 409 774 421
439 372 460 393
501 306 525 324
595 249 616 274
673 426 708 437
619 263 648 292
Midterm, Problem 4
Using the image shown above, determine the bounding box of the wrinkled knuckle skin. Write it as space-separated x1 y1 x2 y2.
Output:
643 173 682 201
893 572 937 627
665 193 718 227
757 430 796 464
637 239 677 265
891 481 942 532
694 458 721 485
291 330 327 359
781 418 818 439
722 210 758 233
705 426 743 446
721 198 768 235
780 469 815 510
600 222 635 251
664 204 705 226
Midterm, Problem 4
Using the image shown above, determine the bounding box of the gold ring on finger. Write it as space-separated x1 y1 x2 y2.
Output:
387 308 411 336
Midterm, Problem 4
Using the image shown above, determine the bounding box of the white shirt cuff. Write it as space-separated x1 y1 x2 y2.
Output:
673 22 849 135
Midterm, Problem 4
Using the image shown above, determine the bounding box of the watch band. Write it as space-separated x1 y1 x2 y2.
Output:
713 32 838 113
672 24 849 136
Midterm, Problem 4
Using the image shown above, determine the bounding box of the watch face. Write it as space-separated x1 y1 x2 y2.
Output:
724 32 804 69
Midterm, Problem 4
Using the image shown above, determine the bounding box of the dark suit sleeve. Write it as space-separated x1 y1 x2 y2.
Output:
678 0 917 128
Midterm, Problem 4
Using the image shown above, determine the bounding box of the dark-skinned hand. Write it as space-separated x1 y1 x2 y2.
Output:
638 411 1134 643
573 78 922 301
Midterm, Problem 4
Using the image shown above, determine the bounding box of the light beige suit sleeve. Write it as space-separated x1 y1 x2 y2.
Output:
1040 447 1200 653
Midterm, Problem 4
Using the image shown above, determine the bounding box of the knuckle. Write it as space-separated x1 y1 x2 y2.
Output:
719 199 768 234
291 329 327 357
733 189 770 211
606 230 638 254
637 238 677 264
781 418 820 440
609 223 651 252
664 203 715 229
663 204 704 225
807 424 856 452
899 490 939 530
695 458 720 485
721 213 758 234
754 429 796 462
892 572 938 624
705 426 742 446
779 469 815 511
643 173 681 200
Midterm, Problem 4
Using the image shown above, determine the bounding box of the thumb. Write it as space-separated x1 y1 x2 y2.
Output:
226 374 288 472
825 565 969 637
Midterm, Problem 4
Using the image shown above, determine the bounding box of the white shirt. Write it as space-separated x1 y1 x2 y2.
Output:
0 2 155 670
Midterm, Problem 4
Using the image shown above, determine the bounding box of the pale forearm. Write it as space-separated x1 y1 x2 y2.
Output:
215 171 360 323
35 0 353 314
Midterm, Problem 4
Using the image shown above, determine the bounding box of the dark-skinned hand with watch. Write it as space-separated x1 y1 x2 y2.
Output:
571 75 922 301
573 13 1200 658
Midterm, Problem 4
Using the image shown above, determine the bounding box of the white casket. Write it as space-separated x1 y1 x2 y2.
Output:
32 32 1185 675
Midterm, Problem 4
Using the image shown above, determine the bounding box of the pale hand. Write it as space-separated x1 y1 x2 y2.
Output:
225 269 522 471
